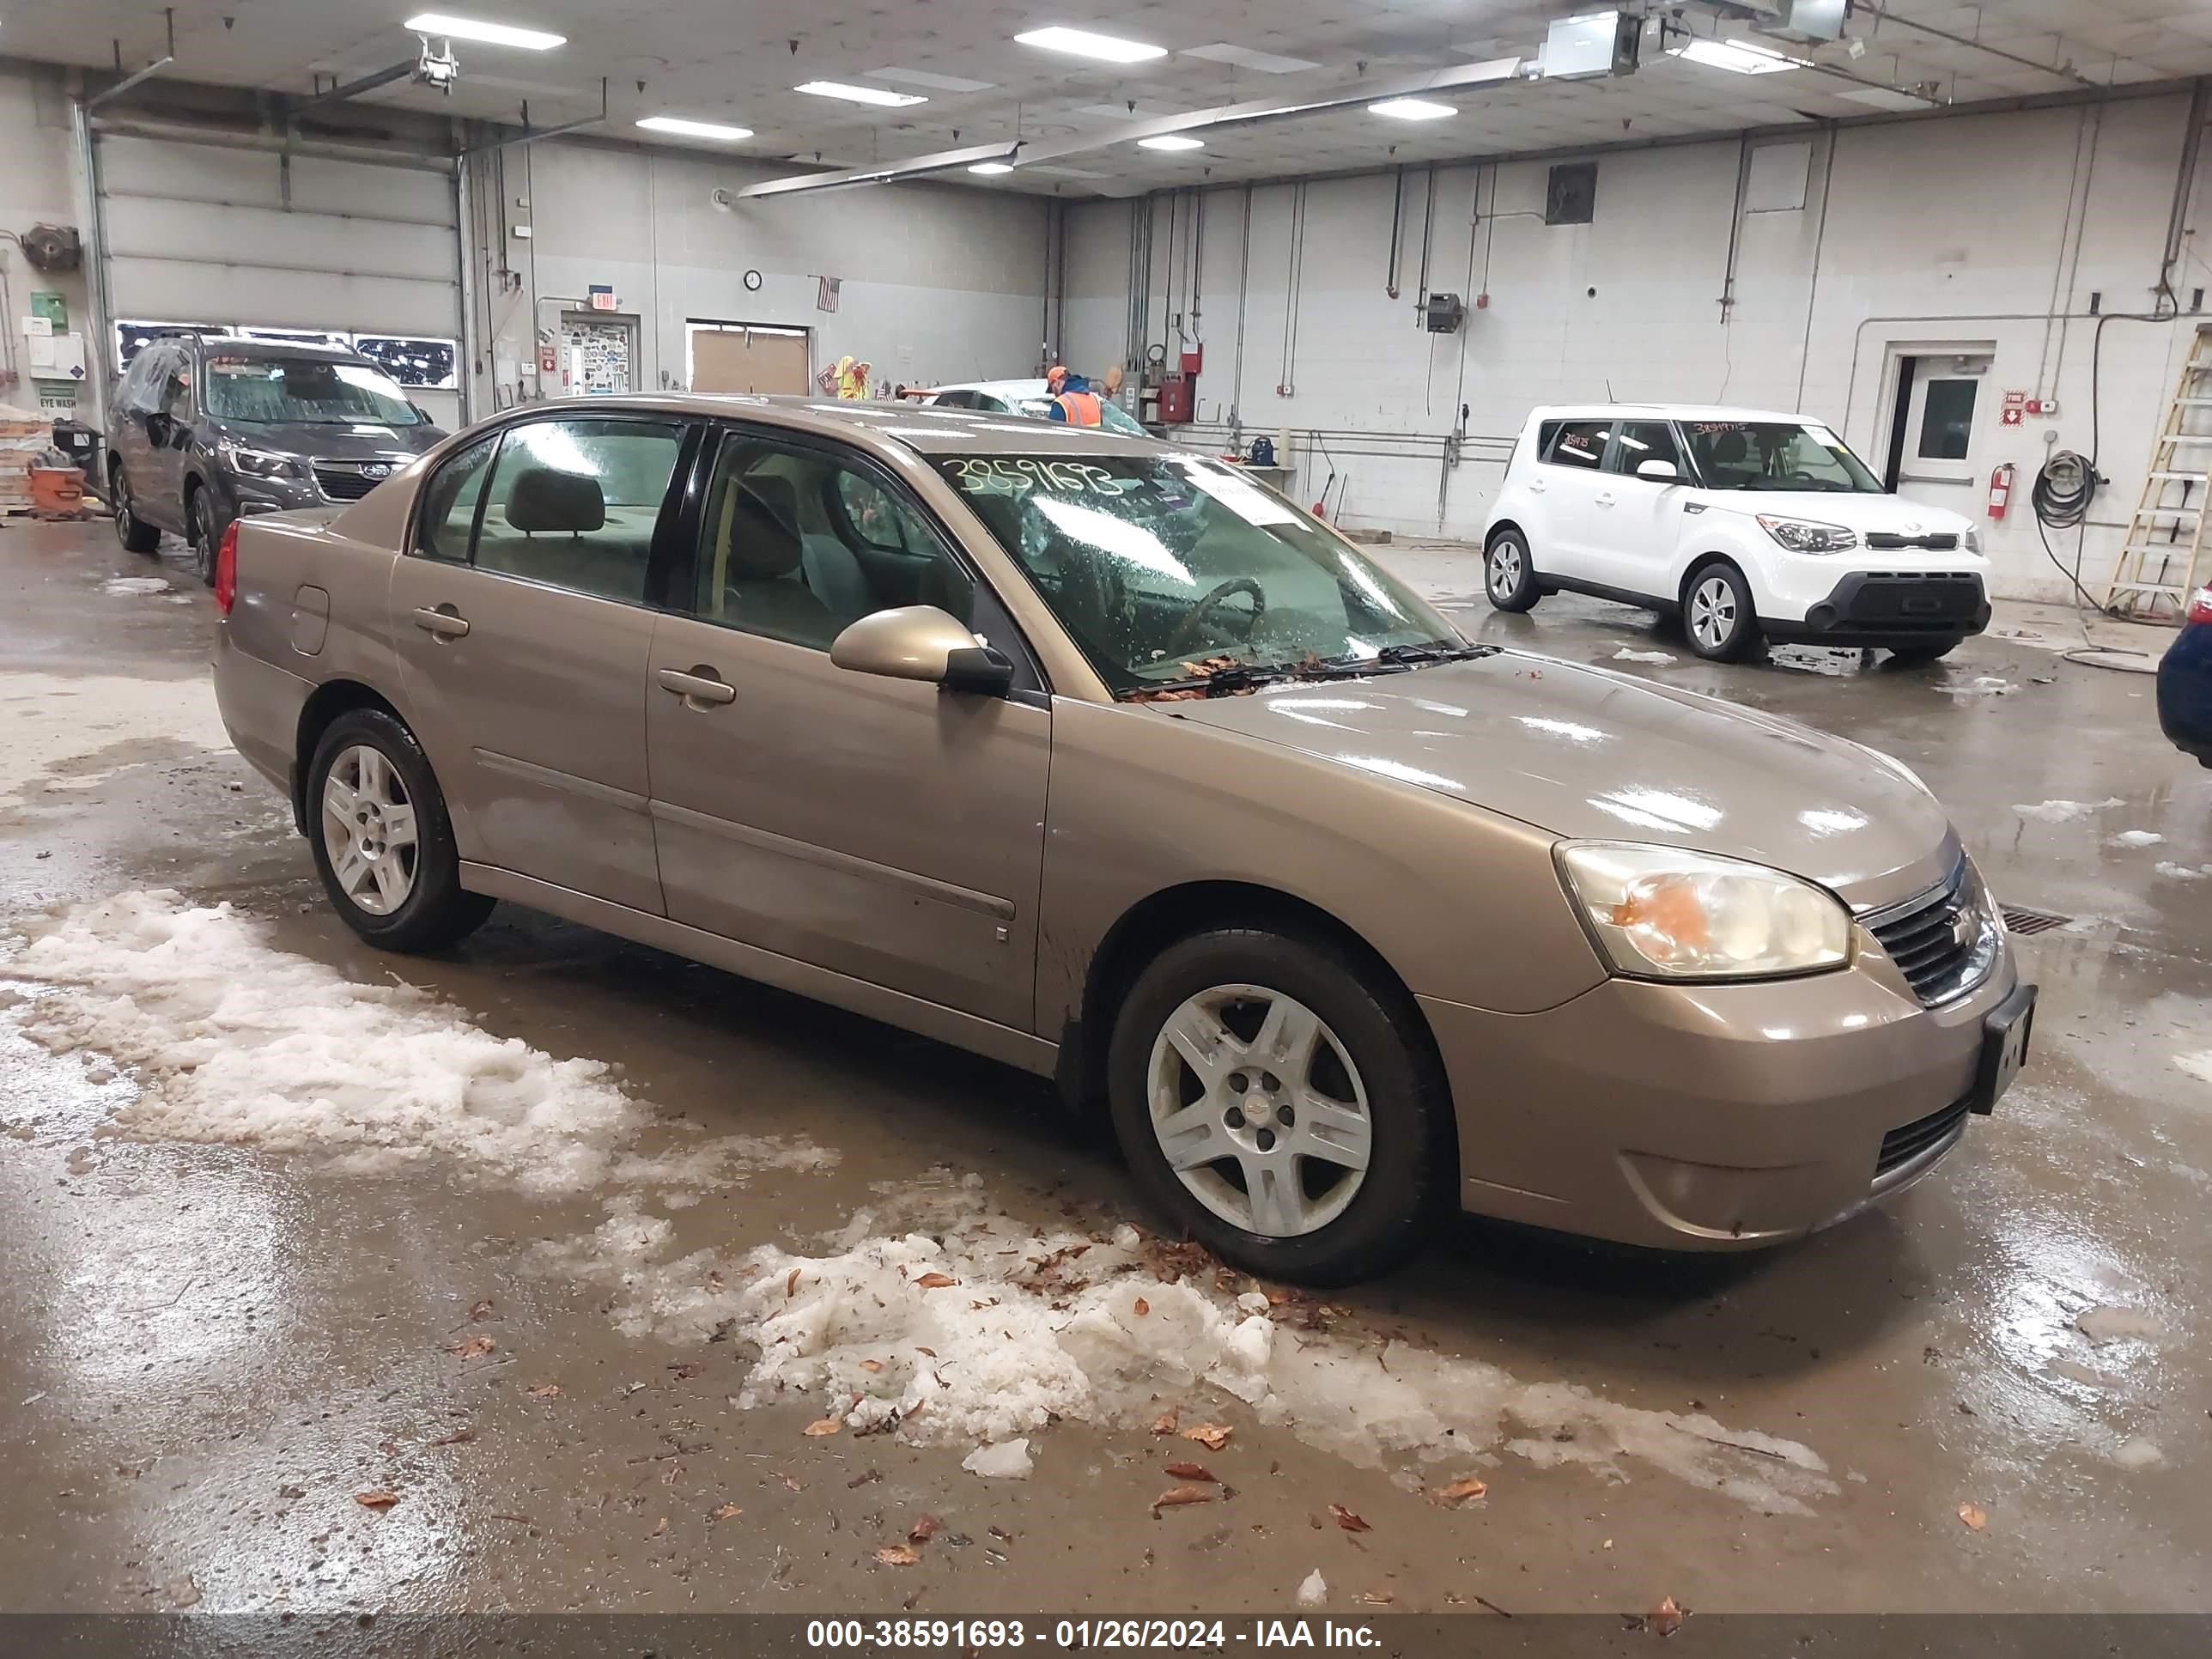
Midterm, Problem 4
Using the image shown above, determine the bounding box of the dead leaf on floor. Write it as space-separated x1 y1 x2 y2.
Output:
468 1298 495 1321
353 1489 401 1510
908 1515 942 1543
860 1359 884 1374
711 1503 742 1521
163 1575 200 1608
1327 1504 1370 1533
915 1346 937 1358
447 1335 495 1359
525 1382 562 1399
1153 1486 1213 1512
667 1362 703 1381
650 1516 669 1538
1958 1502 1988 1532
804 1418 843 1437
1133 1297 1150 1316
1182 1424 1231 1451
1645 1595 1686 1636
848 1471 883 1489
429 1426 476 1448
1152 1410 1179 1436
876 1544 921 1566
1433 1478 1487 1505
1164 1462 1217 1483
1358 1590 1395 1607
786 1267 802 1298
915 1272 957 1289
660 1463 684 1486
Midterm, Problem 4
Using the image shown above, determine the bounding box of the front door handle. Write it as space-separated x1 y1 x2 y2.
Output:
1594 492 1617 507
657 665 737 706
1528 478 1547 493
412 604 470 639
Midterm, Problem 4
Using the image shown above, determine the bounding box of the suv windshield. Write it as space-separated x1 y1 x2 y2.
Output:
1006 394 1148 437
1678 420 1882 493
940 453 1466 693
204 355 423 426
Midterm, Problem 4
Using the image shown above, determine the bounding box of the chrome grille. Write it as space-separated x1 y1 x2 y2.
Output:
312 459 398 501
1865 860 1997 1006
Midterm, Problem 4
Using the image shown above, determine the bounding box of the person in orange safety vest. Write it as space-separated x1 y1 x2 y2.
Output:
1044 363 1103 426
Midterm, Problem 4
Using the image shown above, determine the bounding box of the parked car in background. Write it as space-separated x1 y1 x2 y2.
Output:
1482 404 1992 664
910 378 1148 437
107 336 446 584
210 397 2029 1284
2158 586 2212 765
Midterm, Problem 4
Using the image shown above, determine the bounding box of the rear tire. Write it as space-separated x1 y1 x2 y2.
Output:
188 488 225 586
112 465 161 555
1485 529 1541 613
1682 560 1762 662
1888 640 1960 665
306 708 494 953
1105 925 1452 1286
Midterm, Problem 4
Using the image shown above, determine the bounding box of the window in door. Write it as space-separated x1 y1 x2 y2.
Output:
690 433 975 651
1607 421 1682 479
1917 378 1978 461
414 434 497 562
471 418 687 604
1545 419 1612 471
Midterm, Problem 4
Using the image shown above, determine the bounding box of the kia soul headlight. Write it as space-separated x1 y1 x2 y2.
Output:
1757 514 1857 553
1556 842 1853 980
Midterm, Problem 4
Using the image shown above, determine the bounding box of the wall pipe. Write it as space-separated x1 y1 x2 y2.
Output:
86 10 177 112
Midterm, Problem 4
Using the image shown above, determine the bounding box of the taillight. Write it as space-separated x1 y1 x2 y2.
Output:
2189 586 2212 626
213 521 240 616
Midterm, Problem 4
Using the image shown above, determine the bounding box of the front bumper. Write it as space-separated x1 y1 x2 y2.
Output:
1421 939 2019 1250
1767 569 1990 647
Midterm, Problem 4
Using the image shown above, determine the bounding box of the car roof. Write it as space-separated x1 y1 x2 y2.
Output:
190 337 373 364
927 380 1053 398
1530 403 1819 424
518 393 1156 455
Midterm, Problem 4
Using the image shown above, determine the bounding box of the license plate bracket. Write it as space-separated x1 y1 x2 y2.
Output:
1970 981 2037 1115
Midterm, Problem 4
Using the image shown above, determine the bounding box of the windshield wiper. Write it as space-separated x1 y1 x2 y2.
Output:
1367 641 1499 666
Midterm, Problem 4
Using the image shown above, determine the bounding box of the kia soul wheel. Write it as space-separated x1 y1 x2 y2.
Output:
1107 926 1450 1285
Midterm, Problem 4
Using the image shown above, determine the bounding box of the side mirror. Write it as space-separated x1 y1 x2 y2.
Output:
830 605 1014 696
1636 459 1680 482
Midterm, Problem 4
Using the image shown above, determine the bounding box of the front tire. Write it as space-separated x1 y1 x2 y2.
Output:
306 708 494 952
1682 560 1763 662
112 466 161 555
188 489 226 586
1105 925 1452 1286
1485 529 1541 613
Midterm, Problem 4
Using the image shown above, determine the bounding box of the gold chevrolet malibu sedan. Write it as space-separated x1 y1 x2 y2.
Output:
210 396 2034 1283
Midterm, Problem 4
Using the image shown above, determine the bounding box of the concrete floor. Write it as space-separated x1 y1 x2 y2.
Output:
1 519 2205 1618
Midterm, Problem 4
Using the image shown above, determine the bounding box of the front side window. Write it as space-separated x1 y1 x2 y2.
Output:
1607 421 1682 479
204 356 424 427
1545 420 1612 471
939 453 1462 693
1680 420 1884 493
471 419 686 603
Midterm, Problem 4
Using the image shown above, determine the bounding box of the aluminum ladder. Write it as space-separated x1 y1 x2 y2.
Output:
2106 323 2212 621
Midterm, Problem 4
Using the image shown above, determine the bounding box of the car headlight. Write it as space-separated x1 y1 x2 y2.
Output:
1556 842 1853 980
1757 514 1857 554
1962 526 1982 554
222 442 307 481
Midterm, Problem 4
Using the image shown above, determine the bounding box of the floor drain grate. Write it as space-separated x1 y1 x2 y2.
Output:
2003 907 2071 936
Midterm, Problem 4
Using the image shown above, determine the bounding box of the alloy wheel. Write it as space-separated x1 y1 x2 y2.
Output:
321 744 420 915
1146 983 1373 1238
1488 542 1523 601
1690 575 1737 652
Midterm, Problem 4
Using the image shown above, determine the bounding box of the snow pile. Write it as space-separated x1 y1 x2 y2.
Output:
0 671 228 798
3 890 831 1197
2013 798 2124 824
1612 648 1675 665
602 1200 1838 1514
2112 830 2166 848
100 576 173 597
1297 1570 1328 1607
2156 862 2212 881
1936 677 2016 697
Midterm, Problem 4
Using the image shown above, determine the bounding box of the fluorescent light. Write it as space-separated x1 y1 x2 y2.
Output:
871 67 996 93
1369 97 1456 120
1016 26 1167 64
794 80 928 106
637 116 753 141
1138 134 1204 151
404 12 565 50
1668 38 1798 75
967 161 1014 174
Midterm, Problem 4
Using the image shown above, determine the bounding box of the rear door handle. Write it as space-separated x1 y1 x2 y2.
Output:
1528 478 1547 494
412 605 469 639
1595 492 1617 507
658 666 737 706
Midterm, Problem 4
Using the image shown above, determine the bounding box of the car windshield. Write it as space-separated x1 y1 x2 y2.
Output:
1678 420 1883 493
939 452 1468 693
204 356 423 426
1007 394 1148 437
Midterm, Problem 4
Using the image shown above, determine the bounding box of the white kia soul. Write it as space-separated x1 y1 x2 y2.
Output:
1480 404 1990 662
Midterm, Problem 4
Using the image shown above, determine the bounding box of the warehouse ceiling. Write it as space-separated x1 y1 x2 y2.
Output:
8 0 2212 192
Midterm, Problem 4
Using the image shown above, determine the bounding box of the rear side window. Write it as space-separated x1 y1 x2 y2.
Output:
1607 421 1683 478
472 419 688 605
416 435 496 562
1545 420 1612 471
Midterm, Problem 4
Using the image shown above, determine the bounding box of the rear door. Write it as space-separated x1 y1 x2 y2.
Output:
385 412 695 914
644 422 1050 1030
1592 419 1691 599
1531 417 1614 582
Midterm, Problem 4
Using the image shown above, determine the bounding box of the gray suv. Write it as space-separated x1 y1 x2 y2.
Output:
107 336 447 583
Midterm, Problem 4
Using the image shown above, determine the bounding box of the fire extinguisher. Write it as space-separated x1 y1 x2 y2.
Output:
1986 462 2014 520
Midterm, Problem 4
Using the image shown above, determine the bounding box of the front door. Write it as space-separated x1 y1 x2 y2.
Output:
385 413 694 915
1594 418 1692 598
645 424 1049 1031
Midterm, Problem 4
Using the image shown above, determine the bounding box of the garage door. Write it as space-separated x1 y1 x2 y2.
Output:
94 133 465 427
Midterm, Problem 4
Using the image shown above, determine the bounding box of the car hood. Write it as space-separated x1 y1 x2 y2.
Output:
1164 653 1953 900
1693 491 1978 538
213 420 441 459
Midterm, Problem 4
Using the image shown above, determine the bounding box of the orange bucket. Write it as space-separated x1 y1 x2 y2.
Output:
29 466 85 514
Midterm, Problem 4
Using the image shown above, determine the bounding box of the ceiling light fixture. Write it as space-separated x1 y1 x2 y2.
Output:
1138 134 1204 151
402 12 565 50
794 80 928 106
638 115 753 141
1369 97 1456 120
1667 37 1799 75
1016 26 1168 64
968 161 1014 174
